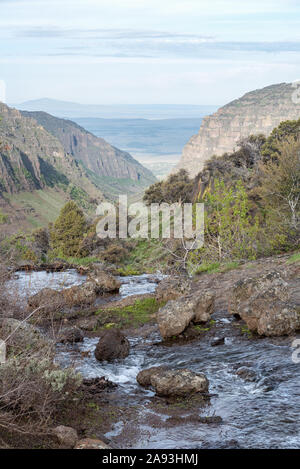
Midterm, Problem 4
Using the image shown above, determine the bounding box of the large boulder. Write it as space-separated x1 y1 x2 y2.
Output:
229 271 300 336
52 425 78 448
62 282 97 306
141 368 209 397
87 270 121 294
136 366 167 387
155 277 192 303
28 288 65 313
28 282 98 313
94 329 130 361
156 292 214 339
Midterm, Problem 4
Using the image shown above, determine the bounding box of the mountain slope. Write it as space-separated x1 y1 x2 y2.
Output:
21 111 156 194
0 103 106 232
176 82 300 177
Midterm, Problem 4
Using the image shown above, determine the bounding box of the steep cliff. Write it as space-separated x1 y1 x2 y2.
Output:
21 111 156 188
176 82 300 177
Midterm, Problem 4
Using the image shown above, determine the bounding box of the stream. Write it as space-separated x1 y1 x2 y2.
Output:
11 270 300 449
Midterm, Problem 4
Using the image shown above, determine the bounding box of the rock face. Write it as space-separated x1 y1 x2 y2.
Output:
176 83 300 177
21 110 156 188
137 367 209 397
94 329 130 361
156 292 214 339
229 271 300 336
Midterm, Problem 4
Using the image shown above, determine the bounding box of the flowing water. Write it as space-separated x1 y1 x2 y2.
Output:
11 270 300 449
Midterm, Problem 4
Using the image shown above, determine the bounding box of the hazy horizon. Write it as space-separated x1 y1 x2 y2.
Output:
1 0 300 105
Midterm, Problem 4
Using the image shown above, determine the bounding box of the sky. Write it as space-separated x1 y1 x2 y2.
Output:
1 0 300 105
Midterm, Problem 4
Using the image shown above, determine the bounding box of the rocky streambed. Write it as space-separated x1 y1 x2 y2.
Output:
8 258 300 449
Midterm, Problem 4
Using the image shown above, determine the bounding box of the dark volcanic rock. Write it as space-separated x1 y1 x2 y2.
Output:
94 329 130 362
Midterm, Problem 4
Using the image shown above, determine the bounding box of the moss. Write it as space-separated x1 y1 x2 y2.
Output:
287 252 300 264
95 297 166 329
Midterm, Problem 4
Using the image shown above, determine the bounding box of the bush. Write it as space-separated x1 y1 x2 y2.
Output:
50 201 87 257
0 350 82 436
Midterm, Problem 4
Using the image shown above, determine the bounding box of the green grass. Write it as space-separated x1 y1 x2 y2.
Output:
0 210 8 224
95 297 166 329
116 266 141 276
122 239 168 273
193 261 240 276
61 256 100 266
287 252 300 264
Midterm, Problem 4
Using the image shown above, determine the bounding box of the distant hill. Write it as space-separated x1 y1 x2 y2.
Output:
21 111 156 194
175 82 300 177
15 98 217 119
0 104 155 233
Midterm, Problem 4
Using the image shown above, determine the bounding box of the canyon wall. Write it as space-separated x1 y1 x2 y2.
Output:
176 83 300 177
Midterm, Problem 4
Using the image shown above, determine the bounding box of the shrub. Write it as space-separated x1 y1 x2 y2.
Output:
50 201 87 257
0 350 82 436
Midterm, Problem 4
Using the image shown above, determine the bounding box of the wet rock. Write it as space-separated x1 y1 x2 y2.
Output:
150 368 209 397
167 415 222 426
75 438 111 449
28 282 97 312
236 366 257 382
137 366 167 387
28 288 65 313
62 282 97 307
58 326 84 344
155 276 192 302
211 337 225 347
156 293 214 339
94 329 130 361
87 270 121 294
52 425 78 448
80 377 117 397
229 271 300 336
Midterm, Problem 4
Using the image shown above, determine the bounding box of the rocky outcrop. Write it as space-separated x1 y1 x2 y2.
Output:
87 270 121 294
156 292 214 339
176 83 300 177
94 329 130 361
28 282 97 312
155 276 192 303
229 271 300 336
137 367 209 397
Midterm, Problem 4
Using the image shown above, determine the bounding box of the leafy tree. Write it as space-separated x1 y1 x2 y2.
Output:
190 179 261 267
259 138 300 235
50 201 87 257
144 169 193 205
261 118 300 161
